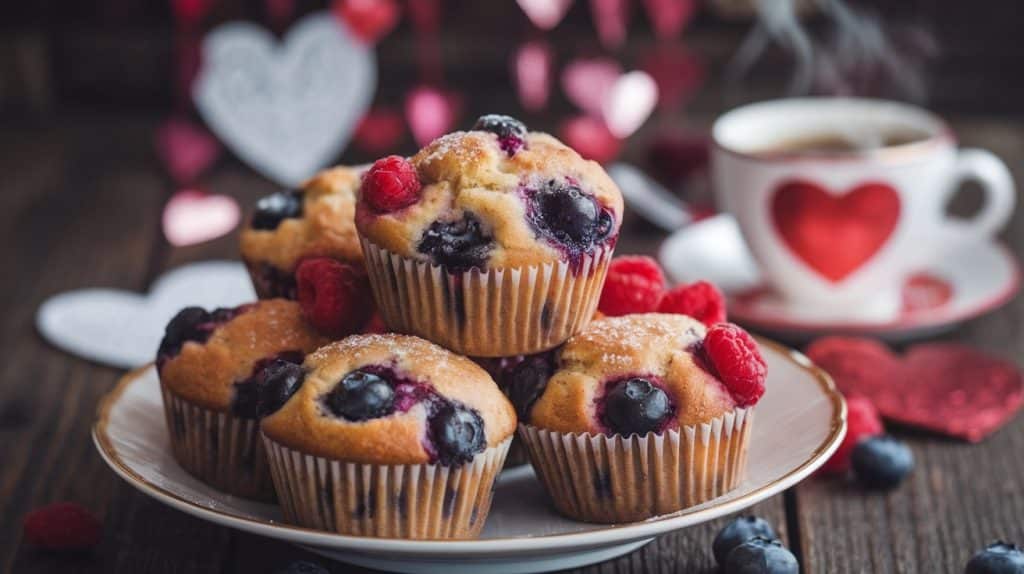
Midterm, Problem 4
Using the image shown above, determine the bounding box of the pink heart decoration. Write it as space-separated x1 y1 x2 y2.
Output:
155 118 222 185
405 86 461 147
589 0 630 50
560 116 621 163
171 0 213 28
641 45 705 110
561 58 622 117
162 189 241 247
517 0 574 30
642 0 696 39
353 106 405 153
512 41 553 112
265 0 297 30
602 71 658 138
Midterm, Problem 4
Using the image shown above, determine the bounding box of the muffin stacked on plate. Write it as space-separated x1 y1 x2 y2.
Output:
154 114 767 538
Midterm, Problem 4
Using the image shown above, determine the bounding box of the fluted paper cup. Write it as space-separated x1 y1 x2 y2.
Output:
518 409 752 523
360 239 612 357
262 436 511 539
160 384 276 501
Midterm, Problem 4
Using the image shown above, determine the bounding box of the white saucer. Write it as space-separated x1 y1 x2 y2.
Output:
659 214 1021 342
93 341 844 574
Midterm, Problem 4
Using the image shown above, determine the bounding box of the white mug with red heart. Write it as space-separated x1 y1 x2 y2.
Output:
711 98 1016 317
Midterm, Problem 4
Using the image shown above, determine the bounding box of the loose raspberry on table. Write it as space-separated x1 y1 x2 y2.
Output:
699 323 767 407
23 502 102 552
362 155 421 213
819 395 884 475
598 256 666 316
296 258 375 338
657 280 726 326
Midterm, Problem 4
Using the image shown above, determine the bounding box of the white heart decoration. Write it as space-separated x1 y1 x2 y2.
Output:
193 13 376 187
516 0 574 30
36 261 255 369
602 70 658 138
162 189 241 246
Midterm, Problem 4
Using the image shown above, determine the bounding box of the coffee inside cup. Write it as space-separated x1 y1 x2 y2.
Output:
749 128 930 156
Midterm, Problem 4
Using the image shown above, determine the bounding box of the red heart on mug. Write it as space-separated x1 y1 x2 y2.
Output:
772 180 901 282
806 337 1024 442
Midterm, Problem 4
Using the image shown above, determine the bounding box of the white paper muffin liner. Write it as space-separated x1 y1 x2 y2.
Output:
160 384 276 501
262 436 511 539
518 408 753 523
360 239 612 357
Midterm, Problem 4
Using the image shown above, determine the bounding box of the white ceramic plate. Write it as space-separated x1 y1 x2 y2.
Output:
94 340 845 574
659 214 1021 342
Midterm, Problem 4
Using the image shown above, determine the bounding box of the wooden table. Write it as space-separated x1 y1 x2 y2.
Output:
2 115 1022 574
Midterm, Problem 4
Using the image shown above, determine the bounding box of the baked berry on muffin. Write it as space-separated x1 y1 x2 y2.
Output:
261 334 516 538
355 114 624 357
240 166 365 299
157 299 328 500
517 314 765 523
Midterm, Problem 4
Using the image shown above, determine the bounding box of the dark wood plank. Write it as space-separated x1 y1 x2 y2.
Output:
794 118 1024 574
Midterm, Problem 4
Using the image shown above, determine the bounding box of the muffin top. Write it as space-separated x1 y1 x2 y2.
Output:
516 314 767 436
355 115 624 272
240 165 365 272
157 299 329 415
261 334 517 465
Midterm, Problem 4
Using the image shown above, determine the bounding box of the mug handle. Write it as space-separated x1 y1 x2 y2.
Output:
939 148 1016 242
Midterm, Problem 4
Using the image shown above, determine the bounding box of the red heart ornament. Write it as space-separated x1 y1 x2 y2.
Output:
772 180 901 282
353 107 405 154
589 0 630 50
562 58 622 117
642 0 697 39
332 0 401 44
155 118 222 185
806 337 1024 442
560 116 621 163
640 45 705 111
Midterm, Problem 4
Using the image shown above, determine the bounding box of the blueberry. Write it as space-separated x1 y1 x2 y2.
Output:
158 306 210 358
503 354 554 422
430 403 486 466
252 189 304 230
601 378 673 436
417 213 494 272
473 114 527 155
258 360 306 416
325 369 396 421
966 542 1024 574
851 435 914 490
713 516 778 565
528 182 612 251
724 536 799 574
274 560 329 574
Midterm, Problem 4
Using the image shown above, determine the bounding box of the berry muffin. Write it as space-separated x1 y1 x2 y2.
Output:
355 114 624 357
516 314 766 523
157 300 328 500
261 334 516 538
240 166 365 299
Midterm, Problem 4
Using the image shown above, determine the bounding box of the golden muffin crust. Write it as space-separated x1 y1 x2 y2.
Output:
240 165 365 273
159 300 329 411
529 314 738 434
261 334 518 465
355 130 624 269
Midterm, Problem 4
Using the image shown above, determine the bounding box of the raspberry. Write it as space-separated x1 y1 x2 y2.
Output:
23 502 102 552
296 258 375 338
598 256 666 316
657 280 726 326
819 395 883 474
699 323 767 407
362 155 421 213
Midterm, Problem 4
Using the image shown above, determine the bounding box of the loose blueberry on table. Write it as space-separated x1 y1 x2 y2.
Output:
417 213 494 272
851 434 914 490
966 541 1024 574
473 113 527 155
723 536 799 574
251 189 304 230
600 377 673 436
713 515 779 565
